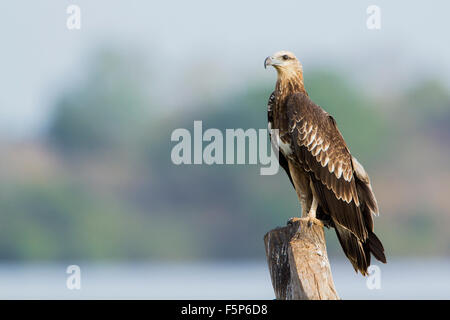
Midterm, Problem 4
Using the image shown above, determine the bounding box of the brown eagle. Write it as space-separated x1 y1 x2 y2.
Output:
265 51 386 275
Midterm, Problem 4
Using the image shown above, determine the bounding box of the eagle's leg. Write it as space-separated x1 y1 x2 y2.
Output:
287 198 309 225
286 161 312 226
305 194 318 227
301 180 322 227
308 196 318 218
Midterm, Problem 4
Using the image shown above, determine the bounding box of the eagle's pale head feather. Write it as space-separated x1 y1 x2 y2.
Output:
264 51 303 78
265 50 305 92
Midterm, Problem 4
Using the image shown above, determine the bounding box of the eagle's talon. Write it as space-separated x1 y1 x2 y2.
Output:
297 216 323 227
287 217 301 226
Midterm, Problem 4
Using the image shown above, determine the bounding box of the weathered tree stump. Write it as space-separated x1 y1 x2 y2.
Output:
264 218 339 300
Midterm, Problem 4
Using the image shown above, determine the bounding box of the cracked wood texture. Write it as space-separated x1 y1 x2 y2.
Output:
264 219 339 300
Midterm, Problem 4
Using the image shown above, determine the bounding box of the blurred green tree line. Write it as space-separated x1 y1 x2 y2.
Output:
1 47 449 261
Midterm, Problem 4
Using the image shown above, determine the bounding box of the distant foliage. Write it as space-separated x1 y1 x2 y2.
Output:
48 48 152 153
1 48 448 261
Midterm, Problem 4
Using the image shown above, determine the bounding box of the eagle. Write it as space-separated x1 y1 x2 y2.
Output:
264 51 386 275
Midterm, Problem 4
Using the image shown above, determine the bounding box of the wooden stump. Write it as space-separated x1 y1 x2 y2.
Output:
264 218 339 300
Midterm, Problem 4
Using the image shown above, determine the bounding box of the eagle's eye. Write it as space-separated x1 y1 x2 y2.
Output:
282 55 289 60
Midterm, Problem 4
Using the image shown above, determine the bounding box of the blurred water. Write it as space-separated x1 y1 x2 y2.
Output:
0 258 448 299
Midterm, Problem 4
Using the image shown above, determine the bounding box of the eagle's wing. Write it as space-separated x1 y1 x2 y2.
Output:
286 92 386 273
352 156 386 265
268 92 294 188
286 92 367 240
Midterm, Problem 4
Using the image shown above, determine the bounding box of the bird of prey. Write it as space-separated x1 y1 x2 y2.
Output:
264 51 386 275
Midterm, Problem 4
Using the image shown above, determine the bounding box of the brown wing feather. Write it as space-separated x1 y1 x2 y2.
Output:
268 92 294 188
333 222 370 275
352 156 386 264
352 156 379 215
286 93 368 241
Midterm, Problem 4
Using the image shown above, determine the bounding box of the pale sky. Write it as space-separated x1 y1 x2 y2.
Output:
1 0 449 138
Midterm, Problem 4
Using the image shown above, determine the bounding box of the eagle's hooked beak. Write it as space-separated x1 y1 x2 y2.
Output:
264 56 272 69
264 56 281 69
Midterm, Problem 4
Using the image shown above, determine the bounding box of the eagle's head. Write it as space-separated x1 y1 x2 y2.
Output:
264 51 303 79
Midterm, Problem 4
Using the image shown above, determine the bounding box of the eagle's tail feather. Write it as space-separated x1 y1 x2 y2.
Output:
366 231 387 263
333 222 370 275
333 221 386 275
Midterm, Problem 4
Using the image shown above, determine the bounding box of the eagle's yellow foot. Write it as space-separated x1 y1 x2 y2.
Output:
299 216 323 228
287 217 301 226
287 216 322 227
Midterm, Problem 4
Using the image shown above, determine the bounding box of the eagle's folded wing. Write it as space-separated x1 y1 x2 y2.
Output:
286 93 368 241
